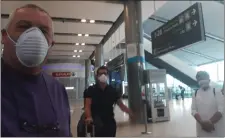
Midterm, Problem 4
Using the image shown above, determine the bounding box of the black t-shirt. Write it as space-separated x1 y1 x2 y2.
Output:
83 89 88 98
84 84 120 121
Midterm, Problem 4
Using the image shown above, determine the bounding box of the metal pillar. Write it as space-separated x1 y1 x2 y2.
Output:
85 59 90 88
124 1 145 124
95 44 104 68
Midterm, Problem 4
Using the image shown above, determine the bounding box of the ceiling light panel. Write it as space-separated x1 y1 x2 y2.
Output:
81 19 86 23
90 20 95 23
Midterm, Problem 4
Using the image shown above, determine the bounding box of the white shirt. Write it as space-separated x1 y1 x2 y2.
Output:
191 87 225 137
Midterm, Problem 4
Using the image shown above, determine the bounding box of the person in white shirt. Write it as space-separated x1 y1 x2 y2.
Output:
191 71 225 137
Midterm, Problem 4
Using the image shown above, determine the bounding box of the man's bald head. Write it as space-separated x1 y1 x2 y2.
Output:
6 4 52 29
5 4 54 38
1 4 55 74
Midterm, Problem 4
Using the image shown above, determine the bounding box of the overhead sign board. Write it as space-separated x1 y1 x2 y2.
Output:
151 2 206 57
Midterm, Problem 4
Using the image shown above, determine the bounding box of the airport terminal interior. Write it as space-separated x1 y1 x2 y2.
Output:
1 0 224 137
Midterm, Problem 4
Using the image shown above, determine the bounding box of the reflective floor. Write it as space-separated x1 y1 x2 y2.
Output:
70 98 196 137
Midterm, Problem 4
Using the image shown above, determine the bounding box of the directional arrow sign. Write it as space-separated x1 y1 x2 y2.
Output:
151 2 205 57
191 8 196 15
192 20 198 26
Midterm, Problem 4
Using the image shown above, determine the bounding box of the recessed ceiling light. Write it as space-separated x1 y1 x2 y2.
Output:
109 59 112 61
76 43 79 45
105 62 108 64
73 55 76 57
85 34 89 37
90 20 95 23
81 43 85 46
81 19 86 23
74 50 78 52
78 34 82 36
77 55 80 58
79 50 82 52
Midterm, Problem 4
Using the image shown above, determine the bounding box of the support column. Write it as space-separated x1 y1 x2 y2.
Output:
95 44 104 68
85 59 90 88
124 1 145 123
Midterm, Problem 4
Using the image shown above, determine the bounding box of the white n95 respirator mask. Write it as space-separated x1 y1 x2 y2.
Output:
198 80 210 88
98 74 108 83
7 27 50 67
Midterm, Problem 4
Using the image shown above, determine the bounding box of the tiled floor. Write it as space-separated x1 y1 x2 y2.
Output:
70 98 196 137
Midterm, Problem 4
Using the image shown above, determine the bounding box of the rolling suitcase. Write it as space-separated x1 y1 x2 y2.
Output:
85 123 95 137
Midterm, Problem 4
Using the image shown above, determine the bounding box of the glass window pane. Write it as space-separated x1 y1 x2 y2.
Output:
218 61 224 81
166 74 174 87
197 62 218 82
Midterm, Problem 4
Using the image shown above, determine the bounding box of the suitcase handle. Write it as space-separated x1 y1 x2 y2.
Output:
85 123 95 137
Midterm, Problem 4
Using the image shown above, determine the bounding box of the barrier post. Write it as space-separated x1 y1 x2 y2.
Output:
141 86 151 135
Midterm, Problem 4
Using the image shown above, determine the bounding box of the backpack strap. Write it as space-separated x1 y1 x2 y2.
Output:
195 89 198 97
195 88 216 97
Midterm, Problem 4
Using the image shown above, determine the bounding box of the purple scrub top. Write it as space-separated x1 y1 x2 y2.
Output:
1 59 72 137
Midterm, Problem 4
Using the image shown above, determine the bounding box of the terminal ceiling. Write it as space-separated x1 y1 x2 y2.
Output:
1 1 124 65
1 1 224 66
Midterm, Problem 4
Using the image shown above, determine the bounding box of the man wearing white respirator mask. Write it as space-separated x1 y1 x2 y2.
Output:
84 66 134 137
191 71 225 137
1 4 72 137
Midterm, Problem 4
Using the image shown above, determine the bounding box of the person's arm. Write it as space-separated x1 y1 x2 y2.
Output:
210 89 224 124
84 98 92 119
114 90 133 116
191 93 202 124
84 87 93 122
117 99 132 115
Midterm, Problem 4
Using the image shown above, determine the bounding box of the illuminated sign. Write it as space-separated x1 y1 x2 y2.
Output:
52 72 75 77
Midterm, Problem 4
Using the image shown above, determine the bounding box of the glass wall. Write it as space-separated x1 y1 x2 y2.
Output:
196 60 224 86
145 62 193 100
166 74 193 99
145 60 224 100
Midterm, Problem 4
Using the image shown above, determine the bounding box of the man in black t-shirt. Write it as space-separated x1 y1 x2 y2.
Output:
84 66 133 137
